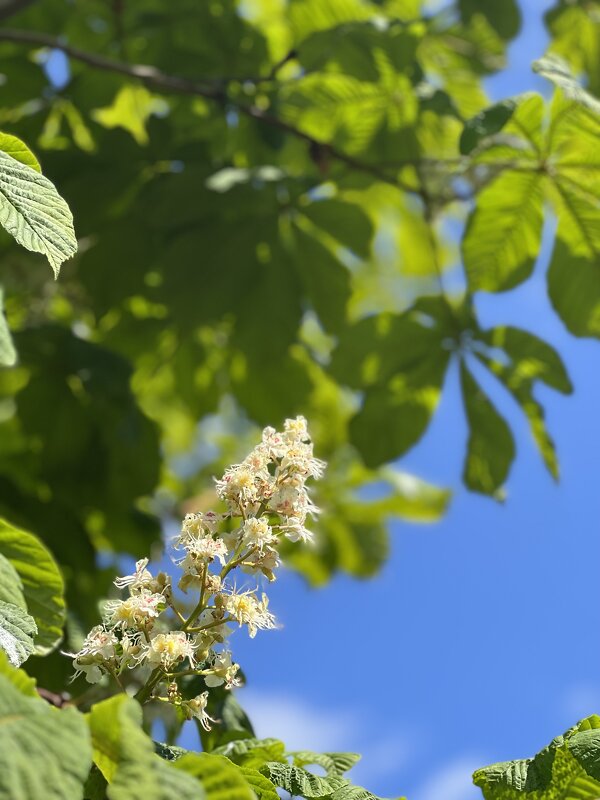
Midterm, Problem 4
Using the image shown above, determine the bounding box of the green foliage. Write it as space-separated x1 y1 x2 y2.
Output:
0 599 36 666
474 716 600 798
0 144 76 277
0 651 92 799
88 695 204 800
0 517 65 655
0 3 597 798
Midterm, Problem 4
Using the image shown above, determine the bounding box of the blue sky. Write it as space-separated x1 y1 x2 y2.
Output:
179 4 600 798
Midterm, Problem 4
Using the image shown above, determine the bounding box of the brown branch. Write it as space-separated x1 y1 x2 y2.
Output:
0 0 36 21
0 28 416 193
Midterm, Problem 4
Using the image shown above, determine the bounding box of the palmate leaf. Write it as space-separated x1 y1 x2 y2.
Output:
533 54 600 116
462 169 545 291
475 326 572 479
0 652 92 800
547 181 600 339
460 362 515 497
0 149 77 277
544 1 600 95
0 518 66 655
331 297 453 468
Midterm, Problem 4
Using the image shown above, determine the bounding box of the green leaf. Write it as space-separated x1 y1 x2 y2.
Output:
332 299 453 467
213 737 287 770
547 181 600 339
460 362 515 497
460 100 517 155
462 169 545 292
0 286 17 367
173 753 255 800
290 222 351 333
0 655 92 800
0 518 66 655
292 751 361 776
0 599 36 666
0 150 77 277
533 54 600 116
260 761 347 797
300 198 374 259
474 716 600 798
0 649 38 695
0 551 25 608
0 131 41 171
474 326 572 478
92 86 166 146
88 695 204 800
239 767 280 800
459 0 521 40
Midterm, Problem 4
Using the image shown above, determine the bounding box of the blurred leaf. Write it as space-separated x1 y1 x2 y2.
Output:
460 362 515 497
475 326 572 479
459 100 516 155
300 198 374 258
92 86 167 145
533 54 600 116
0 286 16 367
463 170 544 292
459 0 521 40
290 222 351 333
547 183 600 338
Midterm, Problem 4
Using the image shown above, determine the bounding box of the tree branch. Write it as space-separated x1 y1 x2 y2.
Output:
0 0 36 22
0 28 416 193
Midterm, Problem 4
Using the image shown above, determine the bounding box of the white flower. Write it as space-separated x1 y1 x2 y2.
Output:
283 415 310 443
215 465 259 508
223 591 276 638
183 691 215 731
114 559 169 595
180 535 228 566
145 632 197 671
104 593 165 630
280 520 314 544
180 511 222 540
261 427 289 459
280 442 326 480
204 650 240 689
241 517 277 550
268 484 311 519
240 547 281 580
69 625 118 683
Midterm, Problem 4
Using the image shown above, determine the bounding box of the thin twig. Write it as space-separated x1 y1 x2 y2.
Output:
0 28 416 193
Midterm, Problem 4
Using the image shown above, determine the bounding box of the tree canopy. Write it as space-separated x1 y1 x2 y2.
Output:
0 1 600 797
